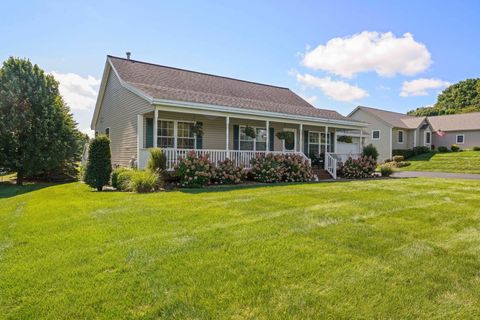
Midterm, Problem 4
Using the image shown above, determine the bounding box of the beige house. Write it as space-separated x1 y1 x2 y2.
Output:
348 106 432 161
348 106 480 161
91 55 367 179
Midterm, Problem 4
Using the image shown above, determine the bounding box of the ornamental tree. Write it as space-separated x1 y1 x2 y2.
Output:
0 57 80 185
84 135 112 191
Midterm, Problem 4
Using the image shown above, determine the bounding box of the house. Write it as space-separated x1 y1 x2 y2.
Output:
426 112 480 149
91 55 368 179
348 106 480 161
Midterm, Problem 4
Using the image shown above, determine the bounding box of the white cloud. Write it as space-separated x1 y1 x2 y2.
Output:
400 78 450 97
50 72 100 110
296 73 368 102
302 31 432 78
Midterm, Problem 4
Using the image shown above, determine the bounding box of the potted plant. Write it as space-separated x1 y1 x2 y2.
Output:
276 131 294 145
192 122 203 137
244 126 256 139
337 135 353 143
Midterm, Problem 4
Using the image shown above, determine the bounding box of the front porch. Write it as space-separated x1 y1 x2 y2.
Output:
136 107 365 178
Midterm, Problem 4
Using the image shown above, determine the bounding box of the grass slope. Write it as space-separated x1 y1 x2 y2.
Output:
400 151 480 174
1 180 480 319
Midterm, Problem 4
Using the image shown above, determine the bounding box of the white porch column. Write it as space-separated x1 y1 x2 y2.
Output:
413 129 417 147
137 114 143 165
334 129 337 153
389 128 393 159
359 129 363 153
266 120 270 152
324 126 329 169
226 116 230 157
299 123 303 153
153 107 158 148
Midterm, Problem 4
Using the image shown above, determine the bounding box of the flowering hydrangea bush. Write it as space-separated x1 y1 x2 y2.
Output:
174 151 215 187
250 153 313 183
213 159 246 185
339 155 377 179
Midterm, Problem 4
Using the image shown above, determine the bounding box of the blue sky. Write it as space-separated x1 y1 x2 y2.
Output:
2 0 479 134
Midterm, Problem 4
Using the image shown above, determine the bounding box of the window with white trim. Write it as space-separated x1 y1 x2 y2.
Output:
398 130 404 144
456 134 464 144
239 126 266 151
308 132 326 156
177 122 195 149
158 120 174 148
372 130 380 140
425 132 431 144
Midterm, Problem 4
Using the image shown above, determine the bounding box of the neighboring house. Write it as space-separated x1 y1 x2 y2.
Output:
426 113 480 149
348 106 432 161
91 55 367 179
348 106 480 161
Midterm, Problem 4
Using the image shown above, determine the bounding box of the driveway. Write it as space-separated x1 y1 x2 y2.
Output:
393 171 480 180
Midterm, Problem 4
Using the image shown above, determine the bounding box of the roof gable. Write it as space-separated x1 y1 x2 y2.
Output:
352 106 425 129
427 112 480 131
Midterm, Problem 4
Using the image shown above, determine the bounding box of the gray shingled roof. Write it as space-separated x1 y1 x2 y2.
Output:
108 56 353 121
427 112 480 131
355 106 425 129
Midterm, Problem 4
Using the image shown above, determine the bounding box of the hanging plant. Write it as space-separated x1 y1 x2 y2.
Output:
192 122 203 137
244 126 256 139
337 135 353 143
276 131 294 145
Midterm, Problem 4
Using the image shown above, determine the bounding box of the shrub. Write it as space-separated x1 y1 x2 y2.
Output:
438 146 449 153
250 153 313 183
174 151 215 188
362 144 379 160
451 144 461 152
130 170 159 193
213 159 246 185
473 146 480 151
111 167 131 189
383 161 411 169
116 169 136 191
380 165 394 177
78 164 86 181
393 155 404 162
413 146 430 155
84 135 112 191
384 158 392 163
337 135 353 143
392 149 414 159
339 156 377 179
147 148 166 173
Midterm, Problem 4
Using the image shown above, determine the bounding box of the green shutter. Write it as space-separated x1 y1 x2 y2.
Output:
303 130 309 155
195 122 203 149
269 127 274 151
233 125 239 150
146 118 153 148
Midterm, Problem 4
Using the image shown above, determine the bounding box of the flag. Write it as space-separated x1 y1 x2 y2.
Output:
436 130 446 137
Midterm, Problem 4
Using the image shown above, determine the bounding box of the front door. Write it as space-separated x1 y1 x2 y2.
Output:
283 129 296 151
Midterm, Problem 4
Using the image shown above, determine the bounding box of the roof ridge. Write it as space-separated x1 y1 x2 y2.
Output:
359 105 416 118
108 55 290 90
427 111 480 118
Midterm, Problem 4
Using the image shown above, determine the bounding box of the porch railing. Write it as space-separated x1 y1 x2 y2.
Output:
325 152 337 179
139 148 310 171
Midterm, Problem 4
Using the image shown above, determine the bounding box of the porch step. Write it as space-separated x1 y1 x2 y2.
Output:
312 168 333 180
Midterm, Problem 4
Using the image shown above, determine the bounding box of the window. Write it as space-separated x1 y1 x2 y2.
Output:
308 132 326 156
425 131 431 145
372 130 380 140
398 130 404 144
105 128 110 138
239 126 266 151
456 134 465 144
158 120 174 148
177 122 195 149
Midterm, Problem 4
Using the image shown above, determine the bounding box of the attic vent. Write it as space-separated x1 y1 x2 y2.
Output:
126 52 131 60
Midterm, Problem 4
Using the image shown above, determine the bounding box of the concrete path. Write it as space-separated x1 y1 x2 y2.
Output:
392 171 480 180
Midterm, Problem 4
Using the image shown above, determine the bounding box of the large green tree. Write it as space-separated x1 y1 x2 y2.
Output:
408 78 480 116
0 57 80 185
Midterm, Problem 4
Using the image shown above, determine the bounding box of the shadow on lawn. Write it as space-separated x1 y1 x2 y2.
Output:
0 182 57 199
408 152 435 161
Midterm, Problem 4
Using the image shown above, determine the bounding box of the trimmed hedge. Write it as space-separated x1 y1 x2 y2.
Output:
84 135 112 191
392 149 414 159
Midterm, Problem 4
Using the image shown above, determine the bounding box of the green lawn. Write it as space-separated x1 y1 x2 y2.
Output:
399 150 480 174
1 180 480 319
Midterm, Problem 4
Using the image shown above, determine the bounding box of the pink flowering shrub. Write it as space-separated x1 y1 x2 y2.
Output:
174 151 215 187
213 159 247 185
250 153 313 183
339 155 377 179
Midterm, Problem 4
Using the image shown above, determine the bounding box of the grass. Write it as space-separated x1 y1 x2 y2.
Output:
1 179 480 319
399 150 480 174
